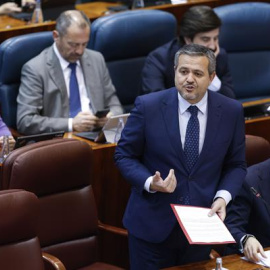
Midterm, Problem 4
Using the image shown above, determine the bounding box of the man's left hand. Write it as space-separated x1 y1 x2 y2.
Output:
208 197 226 221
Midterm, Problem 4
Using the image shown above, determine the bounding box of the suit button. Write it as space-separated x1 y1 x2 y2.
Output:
179 197 184 203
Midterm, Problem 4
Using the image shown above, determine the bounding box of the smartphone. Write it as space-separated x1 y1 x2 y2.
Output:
95 109 110 118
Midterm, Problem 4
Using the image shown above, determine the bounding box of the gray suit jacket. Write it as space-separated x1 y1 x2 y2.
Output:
17 45 123 135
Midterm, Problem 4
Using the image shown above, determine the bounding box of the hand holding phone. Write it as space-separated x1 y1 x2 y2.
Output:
95 109 110 118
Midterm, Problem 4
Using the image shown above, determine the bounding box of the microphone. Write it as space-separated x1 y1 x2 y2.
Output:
250 187 270 211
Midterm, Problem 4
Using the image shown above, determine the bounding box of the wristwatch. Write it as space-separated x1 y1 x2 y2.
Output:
242 234 255 248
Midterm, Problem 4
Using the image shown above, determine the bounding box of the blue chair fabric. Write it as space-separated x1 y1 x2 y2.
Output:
89 9 177 112
214 2 270 102
0 31 53 130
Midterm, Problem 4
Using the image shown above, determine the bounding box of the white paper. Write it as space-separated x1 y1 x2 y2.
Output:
172 205 235 244
242 250 270 268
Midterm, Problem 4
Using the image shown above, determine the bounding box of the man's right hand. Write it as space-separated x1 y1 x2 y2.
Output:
150 169 177 193
72 111 99 132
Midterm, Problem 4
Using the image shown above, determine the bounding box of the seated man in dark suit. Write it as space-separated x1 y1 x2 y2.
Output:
17 10 123 135
225 158 270 262
142 5 235 99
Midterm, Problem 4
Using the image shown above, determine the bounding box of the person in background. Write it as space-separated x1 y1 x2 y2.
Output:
115 44 246 269
141 5 235 99
225 158 270 262
0 117 15 152
0 0 35 15
17 10 123 135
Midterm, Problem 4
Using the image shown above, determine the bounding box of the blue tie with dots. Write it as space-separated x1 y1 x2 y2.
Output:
69 63 81 118
184 106 199 173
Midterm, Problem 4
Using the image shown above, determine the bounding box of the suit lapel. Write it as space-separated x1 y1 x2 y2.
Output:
47 46 69 114
80 52 97 112
161 89 185 162
47 47 67 97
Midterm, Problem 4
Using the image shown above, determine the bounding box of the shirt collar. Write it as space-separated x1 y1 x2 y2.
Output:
53 43 81 70
178 91 208 115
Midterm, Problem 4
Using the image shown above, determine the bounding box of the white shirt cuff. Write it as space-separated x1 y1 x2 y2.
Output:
68 118 73 132
208 75 221 92
214 190 232 205
144 176 156 193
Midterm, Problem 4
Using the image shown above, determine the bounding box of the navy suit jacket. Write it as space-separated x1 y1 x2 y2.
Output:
225 158 270 248
141 38 235 99
115 88 246 243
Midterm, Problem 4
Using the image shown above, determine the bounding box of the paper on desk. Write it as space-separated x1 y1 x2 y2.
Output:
171 204 236 245
242 250 270 268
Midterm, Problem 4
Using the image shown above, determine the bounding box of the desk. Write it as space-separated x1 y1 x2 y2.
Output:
2 0 270 43
243 99 270 143
162 252 269 270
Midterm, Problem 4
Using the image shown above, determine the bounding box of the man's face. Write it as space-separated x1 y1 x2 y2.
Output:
53 25 90 63
174 54 215 104
184 28 220 55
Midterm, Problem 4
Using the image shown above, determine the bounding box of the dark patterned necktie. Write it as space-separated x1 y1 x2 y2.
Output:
184 106 199 172
68 63 81 117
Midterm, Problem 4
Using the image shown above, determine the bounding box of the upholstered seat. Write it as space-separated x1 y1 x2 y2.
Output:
89 9 177 112
0 189 66 270
1 139 124 270
245 134 270 167
0 31 53 134
214 2 270 102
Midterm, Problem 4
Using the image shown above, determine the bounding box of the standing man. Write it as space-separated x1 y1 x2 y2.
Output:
142 5 235 99
115 44 246 269
17 10 123 135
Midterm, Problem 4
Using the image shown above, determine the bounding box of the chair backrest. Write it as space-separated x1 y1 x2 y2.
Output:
0 139 104 269
245 134 270 167
0 31 53 130
89 9 177 112
214 2 270 102
0 189 45 270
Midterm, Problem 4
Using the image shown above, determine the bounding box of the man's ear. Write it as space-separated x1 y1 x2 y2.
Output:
52 30 59 41
184 37 192 45
210 72 216 82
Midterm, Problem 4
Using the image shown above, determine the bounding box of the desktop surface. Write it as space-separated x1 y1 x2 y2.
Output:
162 251 269 270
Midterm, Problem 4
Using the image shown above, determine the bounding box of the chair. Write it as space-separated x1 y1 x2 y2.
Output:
1 139 125 270
0 31 53 134
245 134 270 167
89 9 177 112
214 2 270 102
0 189 66 270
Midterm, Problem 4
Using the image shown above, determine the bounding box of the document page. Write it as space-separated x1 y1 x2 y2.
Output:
171 204 236 245
242 250 270 267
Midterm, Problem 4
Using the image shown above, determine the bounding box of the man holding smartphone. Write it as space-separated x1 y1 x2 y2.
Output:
17 10 123 135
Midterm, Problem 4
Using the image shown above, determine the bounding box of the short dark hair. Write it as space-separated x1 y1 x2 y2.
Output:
174 44 216 75
179 5 221 44
56 10 90 37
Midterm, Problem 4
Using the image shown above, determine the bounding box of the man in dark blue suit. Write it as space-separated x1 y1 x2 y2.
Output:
225 159 270 262
142 5 235 99
115 44 246 269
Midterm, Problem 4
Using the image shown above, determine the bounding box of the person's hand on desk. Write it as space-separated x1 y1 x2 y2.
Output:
208 197 226 221
0 135 15 151
0 2 21 15
244 237 267 263
150 169 177 193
